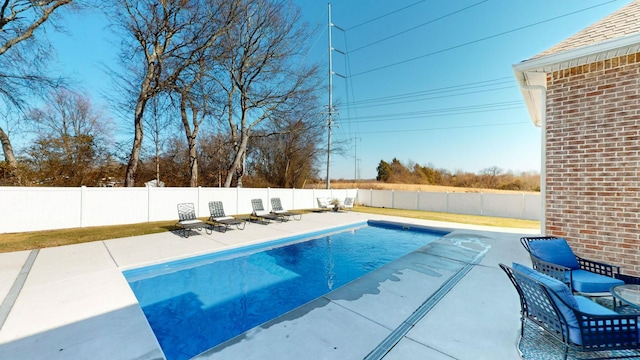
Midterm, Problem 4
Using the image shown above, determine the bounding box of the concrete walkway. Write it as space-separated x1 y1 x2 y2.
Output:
0 211 539 360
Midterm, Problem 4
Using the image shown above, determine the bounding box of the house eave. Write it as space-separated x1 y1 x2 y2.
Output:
513 32 640 127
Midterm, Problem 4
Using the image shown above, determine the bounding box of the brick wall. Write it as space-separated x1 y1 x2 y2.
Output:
546 54 640 276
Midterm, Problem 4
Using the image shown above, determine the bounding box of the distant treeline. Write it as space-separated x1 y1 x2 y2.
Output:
375 158 540 192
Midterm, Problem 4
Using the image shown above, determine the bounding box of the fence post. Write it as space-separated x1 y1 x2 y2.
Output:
236 187 240 214
416 190 420 211
147 185 151 222
80 186 86 228
197 186 202 217
445 192 449 213
480 192 484 216
391 189 395 209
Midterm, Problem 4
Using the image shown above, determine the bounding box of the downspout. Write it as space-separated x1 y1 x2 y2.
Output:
517 79 547 235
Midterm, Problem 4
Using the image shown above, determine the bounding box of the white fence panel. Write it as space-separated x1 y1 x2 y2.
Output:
267 188 294 211
353 188 540 220
0 186 540 234
482 193 523 219
524 194 541 221
417 192 447 213
198 188 240 216
446 193 482 215
149 187 202 222
369 190 393 208
238 188 270 214
393 191 418 210
1 187 82 232
82 187 149 227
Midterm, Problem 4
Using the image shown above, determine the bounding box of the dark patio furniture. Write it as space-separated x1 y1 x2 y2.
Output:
270 197 302 221
207 201 246 233
501 263 640 360
520 236 623 294
250 198 283 224
176 203 204 238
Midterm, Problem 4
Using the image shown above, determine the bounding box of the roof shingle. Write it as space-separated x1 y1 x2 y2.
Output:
532 0 640 59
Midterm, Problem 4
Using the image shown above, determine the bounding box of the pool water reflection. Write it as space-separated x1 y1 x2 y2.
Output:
125 223 447 360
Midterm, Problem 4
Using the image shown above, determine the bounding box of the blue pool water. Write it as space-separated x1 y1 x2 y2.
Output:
124 221 448 360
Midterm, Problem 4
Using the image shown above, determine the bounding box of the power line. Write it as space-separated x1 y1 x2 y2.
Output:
349 0 488 53
348 77 513 105
347 84 516 110
356 121 530 134
351 0 620 77
345 0 427 31
301 9 330 64
342 101 524 123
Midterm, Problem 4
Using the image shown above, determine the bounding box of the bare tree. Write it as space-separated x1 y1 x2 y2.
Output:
173 54 226 187
0 0 75 181
480 166 503 188
25 89 113 185
143 94 173 186
198 130 233 187
110 0 237 187
248 99 324 187
217 0 321 187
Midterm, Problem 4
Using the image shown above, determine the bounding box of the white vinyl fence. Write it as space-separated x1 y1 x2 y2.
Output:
0 187 540 233
356 189 540 222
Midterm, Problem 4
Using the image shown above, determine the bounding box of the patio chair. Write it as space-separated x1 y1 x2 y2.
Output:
500 263 640 360
270 197 302 221
342 197 354 211
520 236 624 294
207 201 246 233
251 198 282 224
176 202 204 238
315 197 331 212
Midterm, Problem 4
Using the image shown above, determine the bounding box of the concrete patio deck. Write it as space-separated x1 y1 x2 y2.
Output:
0 211 539 360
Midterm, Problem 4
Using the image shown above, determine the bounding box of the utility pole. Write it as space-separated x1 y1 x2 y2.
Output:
327 3 344 189
327 2 333 189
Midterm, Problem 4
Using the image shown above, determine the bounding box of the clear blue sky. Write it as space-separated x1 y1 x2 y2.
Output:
45 0 630 180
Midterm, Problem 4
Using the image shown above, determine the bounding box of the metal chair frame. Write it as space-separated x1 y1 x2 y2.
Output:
501 263 640 360
176 203 204 238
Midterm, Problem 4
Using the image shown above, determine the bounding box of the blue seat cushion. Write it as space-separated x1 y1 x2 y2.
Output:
513 263 634 346
527 238 580 269
572 295 620 345
574 296 617 315
571 269 624 293
512 263 580 328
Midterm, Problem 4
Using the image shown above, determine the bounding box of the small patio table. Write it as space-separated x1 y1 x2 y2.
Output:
611 284 640 310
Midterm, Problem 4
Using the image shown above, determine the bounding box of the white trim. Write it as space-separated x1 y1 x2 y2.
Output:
514 32 640 128
514 32 640 73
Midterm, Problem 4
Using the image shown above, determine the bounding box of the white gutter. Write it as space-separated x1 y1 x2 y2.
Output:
516 74 546 234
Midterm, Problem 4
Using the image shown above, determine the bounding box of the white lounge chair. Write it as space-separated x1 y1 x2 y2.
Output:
342 197 354 211
316 197 332 212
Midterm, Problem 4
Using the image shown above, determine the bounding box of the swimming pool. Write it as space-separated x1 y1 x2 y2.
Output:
124 221 449 360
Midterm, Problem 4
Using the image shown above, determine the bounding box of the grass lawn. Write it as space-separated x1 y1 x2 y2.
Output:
0 206 539 253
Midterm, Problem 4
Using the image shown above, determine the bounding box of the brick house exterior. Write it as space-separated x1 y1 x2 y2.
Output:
514 1 640 275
